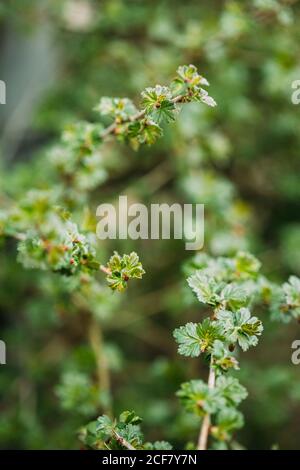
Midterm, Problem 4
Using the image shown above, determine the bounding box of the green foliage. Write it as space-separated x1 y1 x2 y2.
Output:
267 275 300 323
177 376 247 417
173 249 297 448
0 62 217 450
235 252 261 279
56 372 99 417
217 308 263 352
177 380 224 416
1 64 211 283
17 222 100 275
104 251 145 292
95 98 138 122
211 408 244 442
212 340 239 372
1 0 300 452
81 411 172 450
173 319 224 357
143 441 173 450
128 119 163 147
187 274 222 307
173 65 216 106
50 122 106 192
187 274 249 311
215 376 248 407
282 276 300 319
141 85 175 123
95 413 143 449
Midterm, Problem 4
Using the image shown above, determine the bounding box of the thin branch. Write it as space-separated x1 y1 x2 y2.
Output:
112 430 137 450
100 265 112 276
6 95 185 244
88 316 112 417
197 356 216 450
100 94 183 140
100 109 145 139
5 232 26 241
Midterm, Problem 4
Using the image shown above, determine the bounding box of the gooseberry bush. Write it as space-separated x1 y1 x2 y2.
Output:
86 249 300 450
1 63 300 451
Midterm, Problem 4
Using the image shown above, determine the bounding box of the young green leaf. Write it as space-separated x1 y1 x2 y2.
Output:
187 273 222 307
104 251 145 292
212 340 239 372
173 319 224 357
211 408 244 442
177 380 225 416
217 308 263 351
171 64 216 106
95 97 138 122
282 276 300 319
141 85 176 123
215 376 248 407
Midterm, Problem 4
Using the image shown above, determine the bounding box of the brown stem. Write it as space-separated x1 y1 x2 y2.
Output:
100 109 145 139
100 265 112 276
100 95 183 140
88 316 112 417
197 356 216 450
113 430 136 450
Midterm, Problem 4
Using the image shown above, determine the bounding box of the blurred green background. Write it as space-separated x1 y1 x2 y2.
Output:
1 0 300 450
